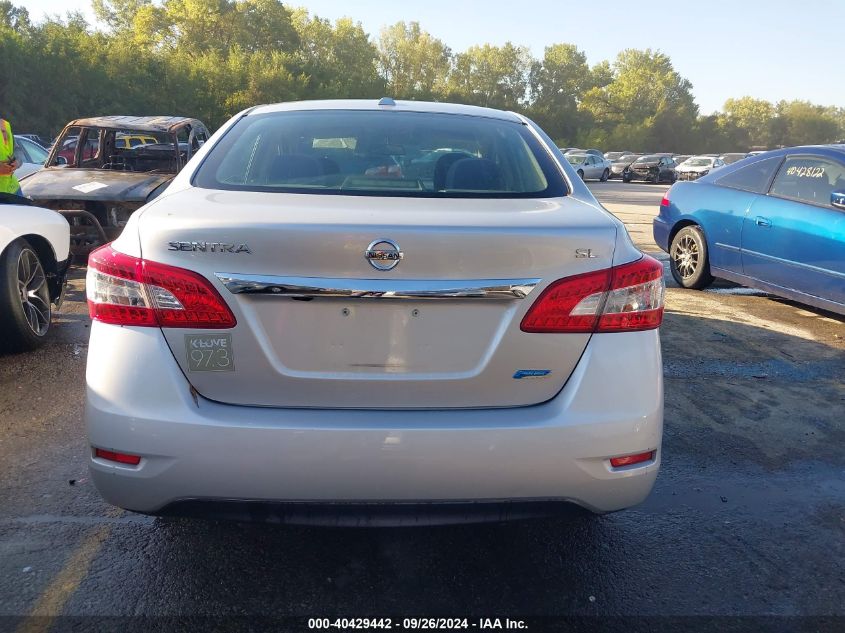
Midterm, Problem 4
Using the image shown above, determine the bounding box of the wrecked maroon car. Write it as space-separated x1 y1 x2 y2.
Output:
20 116 211 255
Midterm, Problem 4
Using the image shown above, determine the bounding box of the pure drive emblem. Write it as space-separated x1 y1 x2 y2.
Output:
365 239 403 271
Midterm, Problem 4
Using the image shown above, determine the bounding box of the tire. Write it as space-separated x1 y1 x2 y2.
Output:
0 239 52 352
600 168 609 182
622 174 631 183
577 169 585 181
669 225 714 289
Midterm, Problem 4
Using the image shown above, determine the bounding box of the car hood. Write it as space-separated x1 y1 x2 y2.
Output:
678 164 711 172
20 168 174 202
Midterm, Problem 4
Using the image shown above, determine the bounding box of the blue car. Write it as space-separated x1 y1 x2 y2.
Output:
653 145 845 315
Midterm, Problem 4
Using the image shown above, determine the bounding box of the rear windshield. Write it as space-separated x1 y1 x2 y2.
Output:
193 110 566 198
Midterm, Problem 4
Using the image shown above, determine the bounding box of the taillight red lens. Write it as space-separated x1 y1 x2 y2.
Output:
597 256 665 332
610 451 655 468
94 448 142 465
87 244 236 328
660 196 670 207
520 269 611 333
520 255 665 334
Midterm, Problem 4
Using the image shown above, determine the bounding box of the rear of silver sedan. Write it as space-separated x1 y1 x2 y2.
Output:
85 101 664 524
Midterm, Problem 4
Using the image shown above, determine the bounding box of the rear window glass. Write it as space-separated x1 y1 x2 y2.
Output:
193 110 566 198
714 156 783 194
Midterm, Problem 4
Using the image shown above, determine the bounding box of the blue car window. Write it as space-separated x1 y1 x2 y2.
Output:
715 156 782 194
770 156 845 207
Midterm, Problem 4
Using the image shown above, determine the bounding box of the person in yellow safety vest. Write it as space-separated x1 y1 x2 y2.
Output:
0 118 22 196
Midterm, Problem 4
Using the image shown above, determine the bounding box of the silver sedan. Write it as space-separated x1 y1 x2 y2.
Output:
565 152 612 181
84 99 664 525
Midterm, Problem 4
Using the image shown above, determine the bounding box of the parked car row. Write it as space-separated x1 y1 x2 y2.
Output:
562 148 770 184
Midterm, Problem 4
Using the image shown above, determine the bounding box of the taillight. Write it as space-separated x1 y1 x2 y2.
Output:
87 245 236 328
660 196 670 207
520 255 664 333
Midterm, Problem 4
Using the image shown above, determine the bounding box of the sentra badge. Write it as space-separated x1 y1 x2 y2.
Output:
168 241 251 253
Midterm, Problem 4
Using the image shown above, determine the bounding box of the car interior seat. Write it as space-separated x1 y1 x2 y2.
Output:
267 154 326 183
445 158 504 191
433 153 473 191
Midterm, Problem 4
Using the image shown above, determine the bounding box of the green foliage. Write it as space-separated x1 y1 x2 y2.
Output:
581 49 699 151
1 1 842 151
446 43 532 110
378 21 450 100
291 10 384 99
526 44 592 142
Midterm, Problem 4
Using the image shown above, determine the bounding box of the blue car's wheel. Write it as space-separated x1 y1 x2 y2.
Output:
670 225 714 289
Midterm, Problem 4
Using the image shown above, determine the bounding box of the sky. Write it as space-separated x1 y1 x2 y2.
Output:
17 0 845 114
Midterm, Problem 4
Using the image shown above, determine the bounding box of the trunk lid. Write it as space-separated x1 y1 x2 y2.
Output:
138 189 617 409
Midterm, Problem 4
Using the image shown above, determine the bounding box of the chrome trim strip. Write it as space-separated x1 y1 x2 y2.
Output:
715 242 741 253
741 248 845 280
214 274 541 300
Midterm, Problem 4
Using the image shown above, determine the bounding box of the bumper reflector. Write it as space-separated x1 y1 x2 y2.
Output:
94 448 142 466
610 451 655 468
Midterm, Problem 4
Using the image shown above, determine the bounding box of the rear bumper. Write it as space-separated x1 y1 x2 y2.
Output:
653 216 671 252
86 323 663 521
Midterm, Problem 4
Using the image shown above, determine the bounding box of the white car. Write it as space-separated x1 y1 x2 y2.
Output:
13 135 49 180
565 152 613 181
674 155 725 181
0 195 70 351
85 100 664 525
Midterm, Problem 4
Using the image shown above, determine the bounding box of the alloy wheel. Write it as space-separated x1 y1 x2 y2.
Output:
16 248 51 337
672 235 699 279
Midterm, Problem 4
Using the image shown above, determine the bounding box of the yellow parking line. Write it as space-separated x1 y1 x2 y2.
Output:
16 508 122 633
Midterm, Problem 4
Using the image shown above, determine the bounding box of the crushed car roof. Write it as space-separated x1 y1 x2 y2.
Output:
64 116 201 133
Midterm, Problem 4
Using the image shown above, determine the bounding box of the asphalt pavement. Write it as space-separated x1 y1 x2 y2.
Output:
0 181 843 632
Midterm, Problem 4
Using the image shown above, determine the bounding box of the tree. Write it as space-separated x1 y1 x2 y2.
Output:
91 0 150 32
527 43 592 143
0 0 30 30
720 97 774 148
378 21 450 100
446 43 531 110
581 48 698 149
775 100 841 146
291 10 384 99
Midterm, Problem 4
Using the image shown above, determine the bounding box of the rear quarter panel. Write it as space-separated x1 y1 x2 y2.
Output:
658 182 759 272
